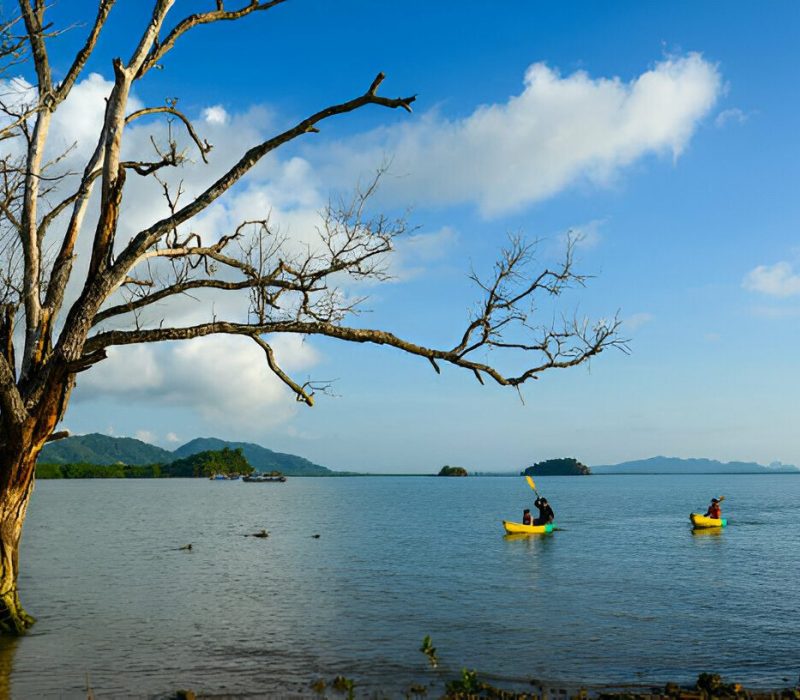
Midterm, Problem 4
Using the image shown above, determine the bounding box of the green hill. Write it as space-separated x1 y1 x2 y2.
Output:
39 434 336 476
39 433 173 465
172 437 333 476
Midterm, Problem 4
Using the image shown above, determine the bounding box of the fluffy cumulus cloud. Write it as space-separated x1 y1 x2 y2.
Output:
202 105 229 125
75 334 320 429
317 53 722 216
742 262 800 297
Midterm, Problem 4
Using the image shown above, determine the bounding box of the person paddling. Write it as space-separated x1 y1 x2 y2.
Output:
705 498 722 519
533 496 555 525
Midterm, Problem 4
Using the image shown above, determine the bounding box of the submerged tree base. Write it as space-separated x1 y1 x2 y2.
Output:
0 591 35 636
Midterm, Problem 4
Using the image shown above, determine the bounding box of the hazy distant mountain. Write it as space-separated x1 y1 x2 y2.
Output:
40 433 335 476
592 456 799 474
40 433 173 465
173 437 333 476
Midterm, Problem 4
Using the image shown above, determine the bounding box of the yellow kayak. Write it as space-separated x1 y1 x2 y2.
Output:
502 520 554 535
690 513 727 528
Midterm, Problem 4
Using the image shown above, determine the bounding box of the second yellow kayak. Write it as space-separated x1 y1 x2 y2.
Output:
502 520 554 535
690 512 727 528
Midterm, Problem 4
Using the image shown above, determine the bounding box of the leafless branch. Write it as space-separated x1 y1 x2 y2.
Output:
126 103 213 162
250 334 315 406
136 0 289 79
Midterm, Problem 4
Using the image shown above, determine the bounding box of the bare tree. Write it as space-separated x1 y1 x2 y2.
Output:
0 0 622 634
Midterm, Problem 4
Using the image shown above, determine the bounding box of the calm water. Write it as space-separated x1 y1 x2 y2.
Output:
2 474 799 697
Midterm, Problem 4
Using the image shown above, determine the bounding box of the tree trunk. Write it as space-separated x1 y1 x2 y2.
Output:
0 446 38 634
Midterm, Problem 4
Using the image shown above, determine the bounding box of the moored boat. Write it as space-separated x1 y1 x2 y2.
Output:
690 512 726 528
502 520 554 535
243 473 287 483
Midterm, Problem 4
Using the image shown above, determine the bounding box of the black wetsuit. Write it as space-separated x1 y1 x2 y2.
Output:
534 500 554 525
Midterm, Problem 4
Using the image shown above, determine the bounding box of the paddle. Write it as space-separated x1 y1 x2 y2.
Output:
525 474 558 526
525 474 548 524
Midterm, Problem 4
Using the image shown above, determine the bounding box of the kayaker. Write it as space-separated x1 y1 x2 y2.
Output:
533 497 555 525
522 508 532 525
705 498 722 519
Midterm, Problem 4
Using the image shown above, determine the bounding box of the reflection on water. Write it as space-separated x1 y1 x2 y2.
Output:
503 532 554 542
690 527 723 537
0 637 17 700
10 474 800 696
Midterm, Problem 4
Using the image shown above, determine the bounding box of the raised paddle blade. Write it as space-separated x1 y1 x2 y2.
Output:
525 475 536 490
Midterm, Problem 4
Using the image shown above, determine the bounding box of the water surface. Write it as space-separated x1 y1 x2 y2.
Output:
4 474 799 697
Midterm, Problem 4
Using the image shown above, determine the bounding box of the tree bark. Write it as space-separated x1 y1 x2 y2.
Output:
0 446 37 634
0 375 68 635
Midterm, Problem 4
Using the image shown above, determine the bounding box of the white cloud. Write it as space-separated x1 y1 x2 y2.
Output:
559 219 605 251
317 53 722 216
390 226 458 280
135 429 156 444
202 105 228 125
743 261 800 297
74 334 321 430
165 432 181 444
715 107 749 128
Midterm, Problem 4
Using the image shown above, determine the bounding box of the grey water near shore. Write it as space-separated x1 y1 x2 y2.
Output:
5 474 799 697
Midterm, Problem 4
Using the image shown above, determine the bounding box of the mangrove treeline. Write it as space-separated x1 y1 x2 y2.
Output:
36 447 254 479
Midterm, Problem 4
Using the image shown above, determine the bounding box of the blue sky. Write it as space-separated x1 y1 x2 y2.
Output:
16 1 800 472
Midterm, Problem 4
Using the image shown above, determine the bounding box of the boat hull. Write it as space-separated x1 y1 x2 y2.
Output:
243 474 287 483
502 520 554 534
690 513 727 528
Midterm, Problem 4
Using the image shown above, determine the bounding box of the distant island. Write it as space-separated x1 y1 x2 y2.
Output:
523 458 591 476
438 465 468 477
592 456 799 474
37 433 341 477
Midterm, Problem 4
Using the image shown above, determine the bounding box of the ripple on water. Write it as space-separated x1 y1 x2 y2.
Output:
6 474 799 696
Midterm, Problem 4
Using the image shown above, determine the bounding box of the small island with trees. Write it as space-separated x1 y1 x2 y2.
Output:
523 458 591 476
438 465 469 477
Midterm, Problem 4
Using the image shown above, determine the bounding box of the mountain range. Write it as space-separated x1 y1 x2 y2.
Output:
591 456 799 474
39 436 800 476
39 433 335 476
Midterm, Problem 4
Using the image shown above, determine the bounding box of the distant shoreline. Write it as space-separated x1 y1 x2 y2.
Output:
34 470 800 480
